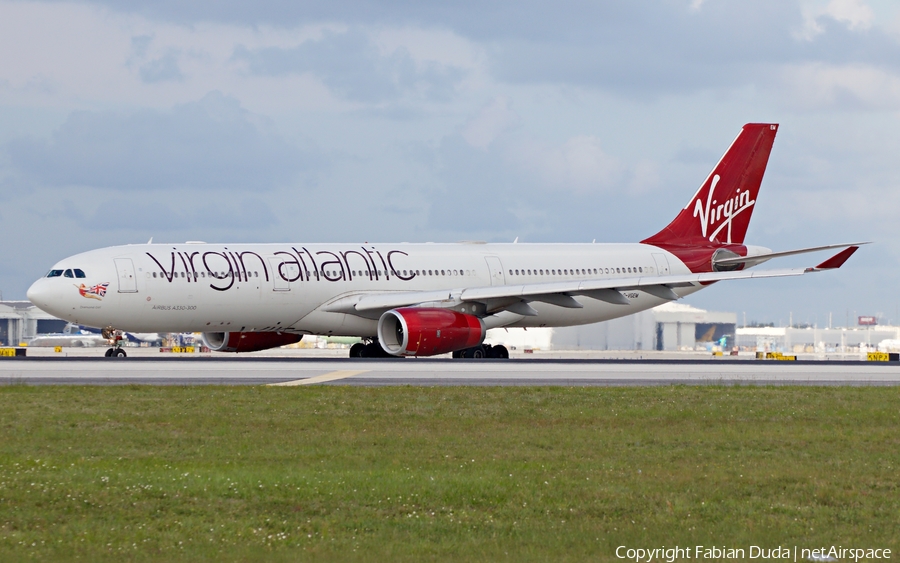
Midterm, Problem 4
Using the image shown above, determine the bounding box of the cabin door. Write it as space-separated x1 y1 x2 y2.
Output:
484 256 506 286
114 258 137 293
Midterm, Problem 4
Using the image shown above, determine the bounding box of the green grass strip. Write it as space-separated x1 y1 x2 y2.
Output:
0 385 897 562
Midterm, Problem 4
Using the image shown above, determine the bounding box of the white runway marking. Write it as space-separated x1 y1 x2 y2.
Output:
268 370 367 386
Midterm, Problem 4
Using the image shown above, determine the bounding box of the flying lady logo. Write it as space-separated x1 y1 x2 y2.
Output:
75 282 109 301
693 175 755 243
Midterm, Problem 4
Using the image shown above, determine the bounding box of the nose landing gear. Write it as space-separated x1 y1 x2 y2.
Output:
101 326 127 358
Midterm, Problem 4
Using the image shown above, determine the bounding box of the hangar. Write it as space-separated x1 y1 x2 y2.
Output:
0 301 65 346
549 302 737 351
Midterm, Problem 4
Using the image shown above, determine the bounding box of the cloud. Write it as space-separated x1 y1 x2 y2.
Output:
232 29 465 103
775 62 900 110
514 135 623 194
76 196 278 232
460 96 520 150
139 52 185 83
8 0 900 109
6 91 312 191
799 0 875 39
423 122 651 238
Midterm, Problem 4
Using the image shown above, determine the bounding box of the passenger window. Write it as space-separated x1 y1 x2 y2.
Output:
74 269 86 278
152 272 157 278
64 269 74 278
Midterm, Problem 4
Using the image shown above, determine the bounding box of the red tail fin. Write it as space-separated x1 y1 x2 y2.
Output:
642 123 778 246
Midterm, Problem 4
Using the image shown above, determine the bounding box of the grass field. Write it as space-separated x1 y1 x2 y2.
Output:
0 385 897 562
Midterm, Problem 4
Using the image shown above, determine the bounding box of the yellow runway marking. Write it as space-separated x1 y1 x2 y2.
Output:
267 370 367 386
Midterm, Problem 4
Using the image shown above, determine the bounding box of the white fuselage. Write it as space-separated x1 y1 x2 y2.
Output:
26 242 700 336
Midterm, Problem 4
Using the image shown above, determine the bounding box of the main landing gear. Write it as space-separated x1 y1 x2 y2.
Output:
349 340 391 358
347 340 510 359
452 344 509 359
101 326 127 358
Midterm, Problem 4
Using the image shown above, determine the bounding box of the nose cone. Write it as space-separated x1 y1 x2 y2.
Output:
27 278 57 314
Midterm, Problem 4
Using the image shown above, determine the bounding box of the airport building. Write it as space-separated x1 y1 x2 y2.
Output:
736 325 900 353
0 301 65 346
546 302 737 351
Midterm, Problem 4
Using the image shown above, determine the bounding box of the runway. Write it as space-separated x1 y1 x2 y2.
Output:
3 356 900 386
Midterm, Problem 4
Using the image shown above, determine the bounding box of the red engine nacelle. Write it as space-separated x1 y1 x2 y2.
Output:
377 308 485 357
202 331 303 353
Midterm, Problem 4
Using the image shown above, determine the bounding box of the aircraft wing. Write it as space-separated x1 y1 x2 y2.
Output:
333 246 860 315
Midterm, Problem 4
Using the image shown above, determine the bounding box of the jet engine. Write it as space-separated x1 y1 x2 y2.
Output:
202 331 303 353
377 307 485 357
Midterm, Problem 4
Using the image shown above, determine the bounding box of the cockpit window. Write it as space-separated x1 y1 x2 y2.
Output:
64 269 74 278
46 269 63 278
73 269 86 278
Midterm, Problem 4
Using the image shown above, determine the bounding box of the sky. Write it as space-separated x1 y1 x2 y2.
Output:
1 0 898 327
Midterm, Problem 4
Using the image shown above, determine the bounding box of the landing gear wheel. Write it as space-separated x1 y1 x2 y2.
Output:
360 342 390 358
114 349 127 358
460 345 486 359
488 345 509 359
104 348 114 357
349 342 365 358
454 344 508 359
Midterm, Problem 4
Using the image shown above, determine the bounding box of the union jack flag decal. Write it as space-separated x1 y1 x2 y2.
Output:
76 282 110 300
89 283 108 297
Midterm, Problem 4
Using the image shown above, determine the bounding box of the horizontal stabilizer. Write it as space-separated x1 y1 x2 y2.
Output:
713 242 870 267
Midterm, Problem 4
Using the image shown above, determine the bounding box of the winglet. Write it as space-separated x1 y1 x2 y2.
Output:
810 246 859 271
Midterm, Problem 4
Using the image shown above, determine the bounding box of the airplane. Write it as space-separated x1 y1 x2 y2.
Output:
72 324 164 345
26 123 863 359
27 323 108 348
27 323 163 348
